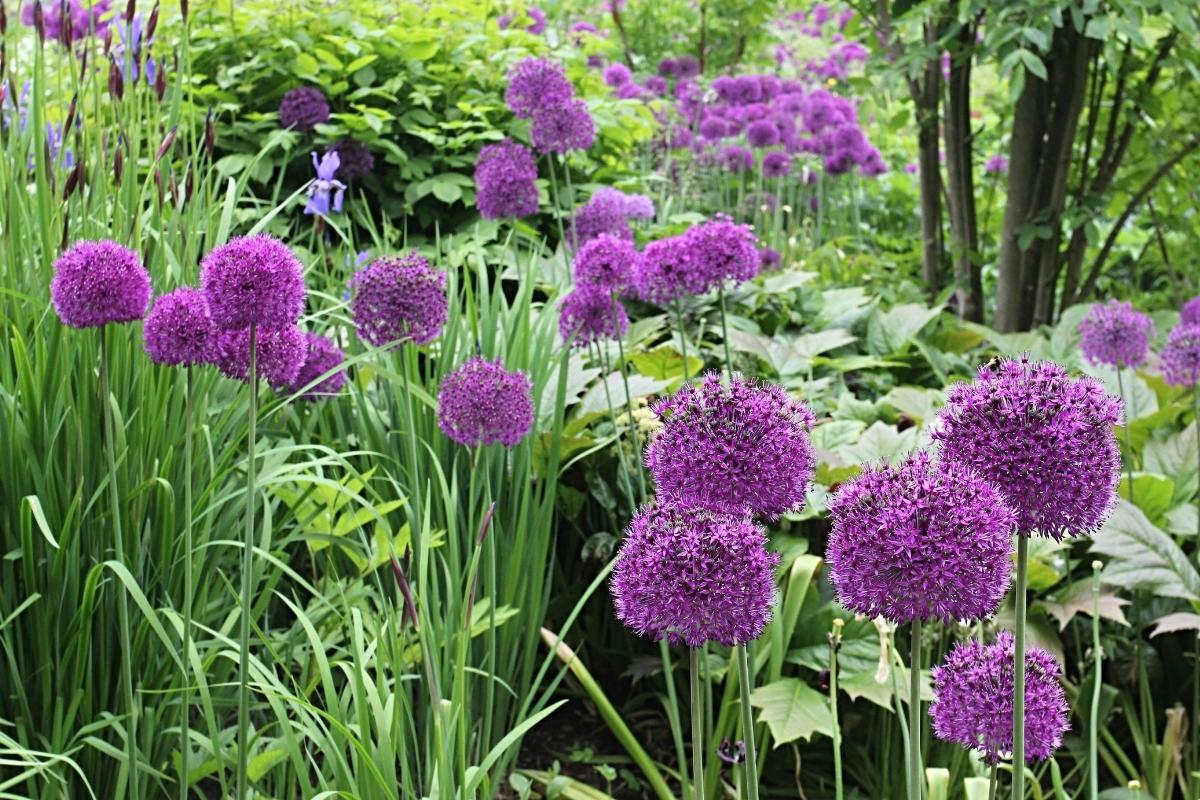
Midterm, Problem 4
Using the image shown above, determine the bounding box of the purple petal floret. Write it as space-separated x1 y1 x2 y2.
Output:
603 62 632 87
684 214 760 289
930 632 1070 764
559 284 629 348
932 357 1122 539
289 331 346 399
1162 325 1200 388
1079 299 1154 369
474 138 540 220
569 187 650 248
51 240 152 328
143 287 213 366
279 86 329 132
572 233 638 290
762 151 793 177
826 452 1015 624
437 356 534 448
1181 296 1200 327
210 326 307 390
349 252 448 348
746 119 781 148
645 372 816 519
611 502 780 647
505 57 574 120
200 235 306 331
984 154 1009 175
675 56 700 79
632 236 696 305
531 98 596 154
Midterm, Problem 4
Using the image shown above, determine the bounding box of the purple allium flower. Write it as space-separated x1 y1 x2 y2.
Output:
143 287 213 366
758 247 781 270
622 193 655 220
645 372 817 519
684 214 760 289
1079 299 1155 369
658 57 679 77
666 124 694 149
721 145 754 173
569 187 646 247
51 240 152 329
570 20 599 35
531 99 596 154
632 236 695 305
826 452 1015 624
984 154 1009 175
210 325 307 390
746 119 781 148
572 233 638 290
559 284 629 347
611 501 780 647
603 62 632 87
505 57 574 120
22 0 110 43
644 76 668 96
615 82 647 100
437 356 534 448
859 147 888 176
762 151 793 178
1181 296 1200 327
1162 325 1200 388
932 357 1122 540
328 138 374 181
675 56 700 79
904 162 919 174
699 117 728 140
474 139 540 220
289 331 346 399
930 632 1070 764
304 151 347 216
200 235 306 331
279 86 330 132
349 252 448 348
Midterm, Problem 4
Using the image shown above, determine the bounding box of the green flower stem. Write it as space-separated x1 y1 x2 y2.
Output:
736 643 760 800
611 303 648 503
718 284 734 381
830 619 845 800
662 640 691 800
675 301 691 382
1012 534 1029 800
236 323 258 800
1116 368 1134 504
989 765 999 800
180 364 194 800
595 343 637 509
691 648 707 800
1089 560 1103 800
908 618 923 800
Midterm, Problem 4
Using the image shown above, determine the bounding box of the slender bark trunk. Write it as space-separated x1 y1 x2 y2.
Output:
944 22 982 322
995 69 1045 332
915 21 943 297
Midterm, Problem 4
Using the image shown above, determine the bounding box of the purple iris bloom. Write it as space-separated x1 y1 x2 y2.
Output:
304 151 346 216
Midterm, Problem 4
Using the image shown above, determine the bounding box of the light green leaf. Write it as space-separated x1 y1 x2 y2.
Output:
1090 501 1200 601
750 678 834 745
578 372 670 417
1118 473 1174 525
629 346 702 381
838 421 919 466
866 303 943 355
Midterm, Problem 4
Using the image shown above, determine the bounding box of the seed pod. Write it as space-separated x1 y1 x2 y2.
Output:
0 1 7 35
103 21 112 54
107 57 123 100
154 60 166 101
64 93 78 134
113 144 123 183
146 1 159 41
155 125 176 161
32 1 44 42
63 159 83 199
183 159 194 203
180 0 186 21
123 0 135 24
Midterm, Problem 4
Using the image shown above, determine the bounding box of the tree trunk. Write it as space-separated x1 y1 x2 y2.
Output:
915 21 943 297
943 22 982 322
995 70 1045 332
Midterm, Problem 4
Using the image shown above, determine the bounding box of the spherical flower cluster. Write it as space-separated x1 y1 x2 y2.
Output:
632 236 695 306
762 151 793 177
498 6 545 34
559 285 629 348
622 193 655 220
603 62 632 87
531 98 596 154
1161 325 1200 388
437 356 534 448
759 247 781 270
474 139 540 220
289 331 346 400
984 154 1009 175
1079 300 1155 369
143 287 213 366
505 57 573 119
684 215 760 289
210 326 307 390
200 235 306 331
279 86 330 132
930 632 1070 764
51 240 152 329
645 372 816 519
932 357 1121 539
569 188 654 248
826 452 1015 624
611 502 780 647
1181 296 1200 327
572 233 638 290
21 0 110 44
328 138 375 181
746 119 781 148
349 252 448 348
721 145 754 173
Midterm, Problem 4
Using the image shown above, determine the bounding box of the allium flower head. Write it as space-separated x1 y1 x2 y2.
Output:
762 151 793 177
930 632 1070 764
531 99 596 154
645 372 816 519
611 502 780 647
349 252 448 348
759 247 781 270
676 56 700 78
210 326 307 390
632 236 696 305
279 86 330 132
572 233 638 290
622 193 655 220
1079 299 1154 369
721 145 754 173
200 235 306 331
474 138 540 220
1181 296 1200 327
569 188 632 248
746 119 781 148
143 287 213 366
289 331 346 399
559 284 629 347
437 356 534 448
658 57 679 77
499 5 546 33
505 57 574 119
51 240 151 328
603 62 632 87
826 452 1015 624
329 138 374 181
684 215 760 289
984 154 1009 175
1161 325 1200 388
932 357 1121 539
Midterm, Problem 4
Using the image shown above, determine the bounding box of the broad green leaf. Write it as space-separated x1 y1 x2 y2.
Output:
866 303 943 355
750 678 834 745
1090 501 1200 601
881 386 943 428
629 346 702 381
1142 423 1198 500
1149 612 1200 638
1118 473 1174 526
578 372 670 417
838 421 919 466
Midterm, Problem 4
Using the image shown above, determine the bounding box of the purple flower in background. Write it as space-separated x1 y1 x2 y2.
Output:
572 233 638 290
143 287 213 366
499 6 546 33
616 82 647 100
349 252 448 348
612 502 779 647
859 147 888 176
746 119 781 148
1079 299 1155 369
329 138 374 181
826 452 1015 624
721 145 754 173
51 240 151 329
622 192 655 220
984 154 1009 175
1162 325 1200 388
437 356 534 448
762 151 793 178
22 0 111 43
474 139 540 219
506 57 574 120
699 117 728 140
569 188 633 248
603 62 632 87
658 57 679 77
930 633 1070 764
210 325 307 390
645 372 817 519
289 331 346 399
304 151 347 216
279 86 330 132
758 247 781 270
570 20 599 36
531 98 596 153
675 55 700 78
684 214 760 289
1180 296 1200 326
643 75 668 96
933 357 1121 539
559 284 629 347
200 235 307 331
666 124 693 149
904 162 919 174
114 15 156 84
632 236 694 305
